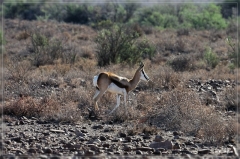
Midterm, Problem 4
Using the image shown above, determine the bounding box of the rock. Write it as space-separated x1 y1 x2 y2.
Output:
173 143 181 149
173 131 182 136
92 125 103 129
119 132 127 138
136 147 153 151
136 150 143 155
154 135 164 142
198 149 211 155
125 136 132 142
75 130 86 137
102 143 110 148
39 155 48 159
181 149 193 155
49 129 65 133
174 135 180 139
99 136 107 141
85 150 95 156
123 144 132 151
28 148 37 153
81 129 88 133
149 140 173 149
153 149 161 155
11 137 21 143
88 144 100 152
172 149 180 154
43 148 53 153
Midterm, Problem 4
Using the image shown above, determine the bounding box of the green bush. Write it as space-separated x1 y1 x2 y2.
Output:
179 3 228 29
203 47 219 69
136 5 179 29
226 37 239 68
136 3 227 30
3 1 44 20
30 32 63 66
0 30 5 46
95 24 156 66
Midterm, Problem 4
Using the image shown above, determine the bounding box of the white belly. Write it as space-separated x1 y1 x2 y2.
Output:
107 83 125 95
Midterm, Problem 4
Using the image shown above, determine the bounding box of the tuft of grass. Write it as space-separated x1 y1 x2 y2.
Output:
204 47 219 69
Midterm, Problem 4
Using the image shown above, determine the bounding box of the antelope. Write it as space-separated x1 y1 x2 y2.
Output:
92 62 150 115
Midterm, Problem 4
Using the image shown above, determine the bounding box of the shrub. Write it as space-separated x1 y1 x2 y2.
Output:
179 3 228 30
30 32 63 67
3 96 59 118
0 30 5 46
6 57 32 82
3 1 43 20
29 31 78 66
136 5 179 29
151 66 181 90
148 88 236 144
95 24 156 66
170 55 193 72
203 47 219 69
226 37 239 68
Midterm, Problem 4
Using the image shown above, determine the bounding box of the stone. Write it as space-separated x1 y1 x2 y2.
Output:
154 135 164 142
28 148 37 153
149 140 173 149
173 143 181 149
136 150 143 155
198 149 211 155
119 132 127 138
49 129 65 133
85 150 95 156
136 147 153 151
99 136 107 141
123 144 132 151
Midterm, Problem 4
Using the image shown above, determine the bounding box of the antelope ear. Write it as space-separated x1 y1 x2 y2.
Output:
139 61 144 68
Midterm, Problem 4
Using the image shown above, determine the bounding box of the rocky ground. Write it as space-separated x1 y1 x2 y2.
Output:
1 77 239 159
1 113 239 159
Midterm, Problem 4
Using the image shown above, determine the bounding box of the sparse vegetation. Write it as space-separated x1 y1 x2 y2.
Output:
1 1 239 155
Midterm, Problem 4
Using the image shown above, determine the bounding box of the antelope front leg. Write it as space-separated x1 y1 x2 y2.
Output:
109 94 121 114
123 91 128 115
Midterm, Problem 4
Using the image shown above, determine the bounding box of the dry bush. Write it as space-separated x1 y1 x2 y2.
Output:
123 123 158 136
3 96 59 118
6 57 32 82
169 55 195 72
224 86 239 112
2 94 83 123
177 28 190 36
197 114 237 145
48 103 82 124
148 88 237 145
80 46 95 59
16 30 30 40
151 66 181 90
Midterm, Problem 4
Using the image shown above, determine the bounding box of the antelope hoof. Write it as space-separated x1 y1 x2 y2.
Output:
88 108 98 118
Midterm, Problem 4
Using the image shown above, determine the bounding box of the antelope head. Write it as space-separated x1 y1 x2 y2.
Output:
139 61 149 82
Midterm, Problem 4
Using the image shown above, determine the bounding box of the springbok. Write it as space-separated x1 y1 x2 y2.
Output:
92 62 150 115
